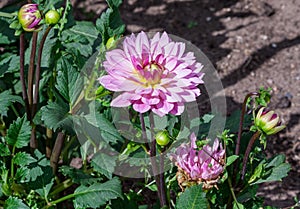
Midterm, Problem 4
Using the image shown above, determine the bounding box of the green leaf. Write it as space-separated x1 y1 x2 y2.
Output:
4 196 30 209
5 116 31 148
265 154 285 168
0 33 10 45
176 184 208 209
91 153 116 179
55 57 83 106
0 143 10 157
62 21 98 57
111 197 139 209
60 166 102 185
13 152 36 166
35 180 54 200
202 114 215 123
74 177 123 208
96 2 125 44
226 155 239 166
85 113 123 144
40 101 73 132
0 90 24 116
250 155 291 185
233 202 245 209
252 163 290 185
107 0 123 7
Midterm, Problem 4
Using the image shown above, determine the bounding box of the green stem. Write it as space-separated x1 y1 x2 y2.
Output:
0 11 16 18
227 177 240 209
49 179 73 198
43 193 76 209
10 146 16 178
10 105 19 117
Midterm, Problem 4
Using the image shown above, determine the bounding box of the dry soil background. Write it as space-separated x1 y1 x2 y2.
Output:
72 0 300 207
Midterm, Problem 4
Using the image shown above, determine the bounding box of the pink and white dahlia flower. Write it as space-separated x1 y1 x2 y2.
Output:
171 133 225 190
99 32 204 117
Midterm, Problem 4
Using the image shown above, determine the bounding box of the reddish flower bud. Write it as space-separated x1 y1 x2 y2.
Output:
255 107 285 135
18 4 42 32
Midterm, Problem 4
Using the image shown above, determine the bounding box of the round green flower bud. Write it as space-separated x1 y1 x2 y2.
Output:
155 130 170 146
106 36 118 50
45 10 60 25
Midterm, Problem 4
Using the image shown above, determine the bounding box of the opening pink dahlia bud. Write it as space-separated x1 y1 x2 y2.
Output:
98 31 204 117
18 4 42 32
170 133 225 190
255 107 286 135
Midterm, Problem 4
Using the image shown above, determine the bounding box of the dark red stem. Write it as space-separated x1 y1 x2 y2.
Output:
50 132 66 174
19 33 31 120
241 131 261 180
28 32 38 112
235 92 259 156
32 26 52 118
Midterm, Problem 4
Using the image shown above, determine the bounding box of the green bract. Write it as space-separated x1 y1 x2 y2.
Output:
45 10 60 25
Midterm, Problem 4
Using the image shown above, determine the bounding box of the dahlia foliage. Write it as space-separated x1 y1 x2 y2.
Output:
99 31 204 116
171 133 225 189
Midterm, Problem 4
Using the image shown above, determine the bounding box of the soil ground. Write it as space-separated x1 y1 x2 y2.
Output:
72 0 300 207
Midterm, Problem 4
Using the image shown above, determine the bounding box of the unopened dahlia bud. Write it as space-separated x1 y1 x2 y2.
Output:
155 130 170 146
105 36 118 50
45 10 60 25
18 4 42 32
170 133 225 190
255 107 285 135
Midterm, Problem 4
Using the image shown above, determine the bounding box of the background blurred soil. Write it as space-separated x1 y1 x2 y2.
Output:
71 0 300 207
2 0 299 208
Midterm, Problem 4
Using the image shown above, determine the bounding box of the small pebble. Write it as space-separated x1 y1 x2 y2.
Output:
206 17 212 22
271 43 277 48
260 35 268 40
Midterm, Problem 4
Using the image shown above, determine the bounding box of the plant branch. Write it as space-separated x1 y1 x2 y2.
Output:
241 131 261 180
235 92 258 156
28 32 38 111
149 113 168 208
227 177 241 209
43 193 76 209
50 132 66 174
139 113 162 204
48 179 73 198
32 26 52 118
139 113 150 151
0 11 16 18
19 33 31 120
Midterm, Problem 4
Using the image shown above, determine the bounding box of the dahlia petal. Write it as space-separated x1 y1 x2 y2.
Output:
170 102 185 115
164 57 178 71
111 94 132 107
133 102 151 113
159 32 170 47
